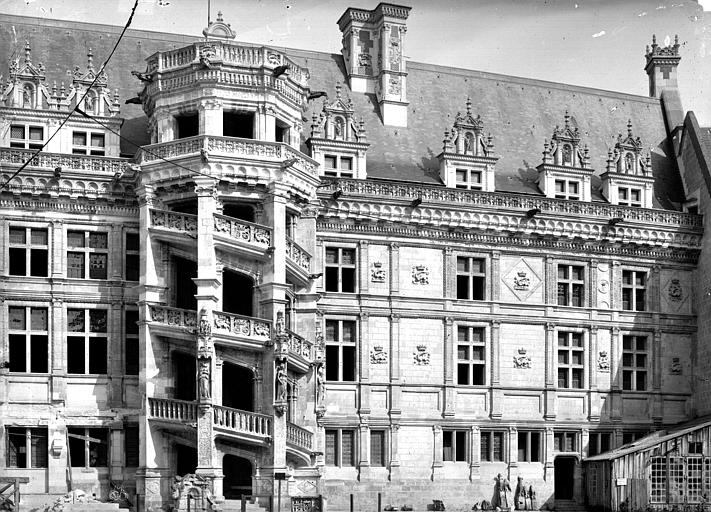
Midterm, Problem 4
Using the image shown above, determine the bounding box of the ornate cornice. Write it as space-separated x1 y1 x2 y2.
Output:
0 197 138 216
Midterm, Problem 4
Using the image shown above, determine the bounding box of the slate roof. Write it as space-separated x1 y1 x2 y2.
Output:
0 13 686 209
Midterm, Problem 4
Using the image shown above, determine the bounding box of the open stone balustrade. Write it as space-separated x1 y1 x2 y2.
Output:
0 147 130 175
212 310 271 342
149 208 198 237
147 304 197 331
286 236 312 272
148 397 198 423
214 214 271 249
286 329 314 360
322 178 703 229
213 405 272 440
137 135 318 178
286 422 314 452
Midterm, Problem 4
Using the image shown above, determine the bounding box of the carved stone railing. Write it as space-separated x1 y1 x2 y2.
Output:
148 397 198 423
0 147 130 175
286 236 311 272
321 178 703 229
285 329 313 360
213 405 271 439
149 208 198 238
286 422 314 452
213 214 271 249
137 136 318 178
147 304 197 331
212 310 271 341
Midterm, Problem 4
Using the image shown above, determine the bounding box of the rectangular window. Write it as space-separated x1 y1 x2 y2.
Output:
622 431 647 444
8 306 48 373
370 430 386 467
67 230 108 279
557 332 584 389
125 310 139 376
72 131 105 156
480 431 504 462
324 247 356 293
557 264 584 307
457 326 486 385
554 432 577 452
618 187 642 207
622 335 648 391
125 232 140 281
456 256 486 300
67 427 108 467
6 427 48 468
325 429 355 467
517 431 541 462
67 309 108 375
9 227 48 277
588 432 612 456
323 155 354 178
455 169 483 190
124 424 139 467
443 430 468 462
325 319 356 382
554 179 580 200
622 270 646 311
10 124 44 149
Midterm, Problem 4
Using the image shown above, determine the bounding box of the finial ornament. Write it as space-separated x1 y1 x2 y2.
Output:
24 41 31 63
87 48 94 71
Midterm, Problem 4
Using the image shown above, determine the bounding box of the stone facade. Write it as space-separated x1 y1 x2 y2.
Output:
0 4 708 512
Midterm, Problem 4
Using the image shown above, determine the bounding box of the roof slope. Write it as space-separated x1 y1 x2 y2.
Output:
0 13 686 209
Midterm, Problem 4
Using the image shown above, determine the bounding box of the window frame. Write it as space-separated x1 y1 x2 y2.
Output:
324 246 357 293
556 263 585 307
10 124 44 150
6 426 48 468
557 330 585 389
8 225 49 277
325 428 356 467
456 324 487 386
456 254 487 301
370 429 387 467
66 308 109 375
621 334 648 391
622 269 647 311
480 430 506 462
66 229 109 280
517 431 542 462
124 231 140 282
617 187 642 207
67 427 109 468
323 154 354 178
324 318 357 382
455 168 483 190
588 432 612 457
443 429 469 463
72 130 106 156
124 309 139 376
553 431 578 453
554 178 581 200
8 305 49 374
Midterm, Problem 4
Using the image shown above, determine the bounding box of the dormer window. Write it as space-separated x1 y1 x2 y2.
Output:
10 125 44 150
72 131 105 156
618 187 642 207
456 169 482 190
555 179 580 200
324 155 353 178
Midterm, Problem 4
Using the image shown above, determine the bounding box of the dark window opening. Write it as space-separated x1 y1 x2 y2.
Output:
174 257 197 310
89 337 108 374
170 201 198 216
223 112 254 139
222 270 253 317
125 232 140 281
7 427 48 468
125 311 139 375
174 352 196 401
68 427 108 467
176 444 197 477
222 362 254 411
124 424 140 467
9 248 26 275
67 337 85 374
30 335 48 373
176 113 199 139
275 120 289 143
222 203 255 223
9 334 26 373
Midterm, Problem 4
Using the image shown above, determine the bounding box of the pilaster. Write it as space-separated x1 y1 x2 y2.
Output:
389 314 401 416
469 425 480 481
431 425 444 480
390 242 400 296
50 297 66 403
491 251 501 301
490 320 502 420
544 322 556 420
359 312 371 415
443 317 455 417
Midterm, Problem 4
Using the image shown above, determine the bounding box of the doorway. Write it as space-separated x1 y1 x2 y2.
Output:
223 455 252 499
554 456 576 499
222 270 253 317
175 444 197 477
222 362 254 411
173 351 196 401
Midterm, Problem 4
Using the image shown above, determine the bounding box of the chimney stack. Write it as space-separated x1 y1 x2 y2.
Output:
644 34 681 98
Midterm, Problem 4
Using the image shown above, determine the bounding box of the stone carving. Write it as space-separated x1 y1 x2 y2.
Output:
413 345 430 365
275 359 288 406
370 345 388 364
411 265 429 285
198 361 211 400
358 52 371 67
199 44 217 68
171 474 216 511
316 363 326 410
371 262 386 283
275 311 286 336
598 351 610 372
513 271 530 291
513 348 531 369
598 280 609 294
388 77 401 95
668 278 683 302
670 357 682 375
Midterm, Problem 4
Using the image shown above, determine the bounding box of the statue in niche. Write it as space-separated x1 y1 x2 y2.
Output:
198 361 211 400
562 144 573 165
492 473 513 511
316 363 326 406
464 132 474 154
275 360 288 402
275 311 285 335
334 117 344 140
85 93 95 113
23 85 32 107
625 152 634 173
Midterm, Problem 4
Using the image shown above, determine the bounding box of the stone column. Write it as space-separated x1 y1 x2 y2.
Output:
650 266 661 312
50 220 64 279
389 423 401 480
155 108 175 143
443 317 455 417
108 301 124 408
200 98 223 136
359 313 371 415
110 224 123 280
490 321 502 419
389 314 401 416
110 423 124 483
50 298 66 404
358 424 370 479
508 427 519 477
390 243 400 296
544 427 554 481
652 328 663 423
610 327 622 421
469 425 480 481
588 327 600 421
443 247 454 299
431 425 444 480
544 322 556 420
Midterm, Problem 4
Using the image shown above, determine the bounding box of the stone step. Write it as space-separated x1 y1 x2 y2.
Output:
222 498 269 512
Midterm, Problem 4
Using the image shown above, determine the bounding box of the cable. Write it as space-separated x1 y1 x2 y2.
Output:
0 0 140 191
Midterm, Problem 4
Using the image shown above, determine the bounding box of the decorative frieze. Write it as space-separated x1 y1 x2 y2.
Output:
148 304 197 330
212 310 271 340
150 208 198 237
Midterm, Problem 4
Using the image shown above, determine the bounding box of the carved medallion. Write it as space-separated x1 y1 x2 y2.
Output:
513 271 530 291
503 258 542 301
413 345 430 365
670 357 682 375
598 280 609 294
598 351 610 372
411 265 429 285
370 345 388 364
513 347 531 369
668 279 683 302
371 262 386 283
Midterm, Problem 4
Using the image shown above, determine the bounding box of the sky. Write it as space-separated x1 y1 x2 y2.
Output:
1 0 711 124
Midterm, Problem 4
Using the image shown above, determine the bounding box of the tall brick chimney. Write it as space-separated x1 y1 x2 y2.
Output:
644 34 681 98
337 3 411 127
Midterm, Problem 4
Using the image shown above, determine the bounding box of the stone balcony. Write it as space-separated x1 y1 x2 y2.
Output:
146 304 197 341
148 208 198 250
286 421 315 465
213 213 272 259
212 310 272 350
282 329 315 373
285 236 312 284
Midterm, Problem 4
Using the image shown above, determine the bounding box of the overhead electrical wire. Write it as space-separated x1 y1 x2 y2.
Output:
0 0 140 191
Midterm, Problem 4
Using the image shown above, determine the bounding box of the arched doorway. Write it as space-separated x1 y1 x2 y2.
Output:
554 456 577 500
222 270 253 317
222 362 254 411
223 455 252 499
